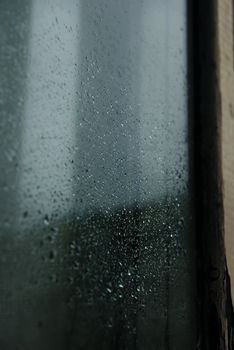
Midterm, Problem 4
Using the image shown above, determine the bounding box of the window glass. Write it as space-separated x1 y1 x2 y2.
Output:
0 0 196 349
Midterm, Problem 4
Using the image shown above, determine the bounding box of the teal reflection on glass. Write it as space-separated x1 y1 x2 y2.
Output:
0 1 195 349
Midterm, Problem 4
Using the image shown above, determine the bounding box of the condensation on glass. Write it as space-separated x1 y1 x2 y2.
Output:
0 0 196 349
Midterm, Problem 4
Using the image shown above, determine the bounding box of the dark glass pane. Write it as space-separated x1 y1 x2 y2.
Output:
0 0 196 349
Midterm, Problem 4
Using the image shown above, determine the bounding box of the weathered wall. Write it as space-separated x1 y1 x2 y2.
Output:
218 0 234 299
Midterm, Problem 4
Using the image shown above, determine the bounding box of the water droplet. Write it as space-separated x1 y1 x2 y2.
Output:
23 211 28 218
44 215 49 226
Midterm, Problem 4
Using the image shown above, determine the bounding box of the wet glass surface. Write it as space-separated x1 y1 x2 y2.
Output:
0 0 196 349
